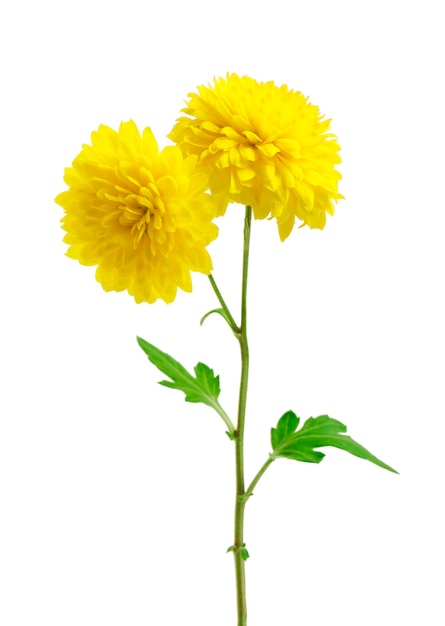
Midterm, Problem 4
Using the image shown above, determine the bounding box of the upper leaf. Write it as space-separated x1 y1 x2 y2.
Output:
137 337 220 408
271 412 398 473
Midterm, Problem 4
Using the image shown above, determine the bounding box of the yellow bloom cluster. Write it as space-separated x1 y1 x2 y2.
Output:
56 121 217 303
169 73 342 240
57 75 343 303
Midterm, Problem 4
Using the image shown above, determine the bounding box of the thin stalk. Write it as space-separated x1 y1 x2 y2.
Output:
233 205 252 626
206 206 253 625
211 400 236 436
245 457 275 498
208 273 239 333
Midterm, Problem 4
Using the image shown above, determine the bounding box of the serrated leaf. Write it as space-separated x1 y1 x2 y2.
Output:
279 446 326 464
271 410 300 450
271 413 398 474
137 337 220 409
194 362 220 398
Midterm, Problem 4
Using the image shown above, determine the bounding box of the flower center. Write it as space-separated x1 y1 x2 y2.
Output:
117 182 175 251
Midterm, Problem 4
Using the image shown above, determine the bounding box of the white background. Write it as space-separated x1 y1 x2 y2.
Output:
1 1 444 624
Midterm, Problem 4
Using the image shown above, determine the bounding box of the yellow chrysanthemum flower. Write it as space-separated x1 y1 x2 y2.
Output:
169 74 343 240
56 121 218 304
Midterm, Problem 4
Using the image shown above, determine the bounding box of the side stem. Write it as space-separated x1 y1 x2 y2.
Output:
207 273 239 332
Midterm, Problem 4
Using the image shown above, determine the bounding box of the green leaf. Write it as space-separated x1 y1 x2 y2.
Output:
137 337 220 409
200 307 233 328
271 412 398 474
226 544 249 560
271 410 300 449
240 545 250 561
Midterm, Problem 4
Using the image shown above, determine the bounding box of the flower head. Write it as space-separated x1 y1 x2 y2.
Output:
56 121 218 303
169 74 342 240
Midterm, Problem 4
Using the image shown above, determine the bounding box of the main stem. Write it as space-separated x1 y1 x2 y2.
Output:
234 205 252 626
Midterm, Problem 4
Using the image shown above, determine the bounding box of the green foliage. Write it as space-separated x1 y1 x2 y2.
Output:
137 336 235 435
271 411 398 473
240 545 250 561
271 410 300 449
137 337 220 409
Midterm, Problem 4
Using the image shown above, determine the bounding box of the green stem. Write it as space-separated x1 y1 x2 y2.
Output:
245 457 275 498
207 206 253 625
211 400 236 436
207 273 239 333
233 206 252 626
